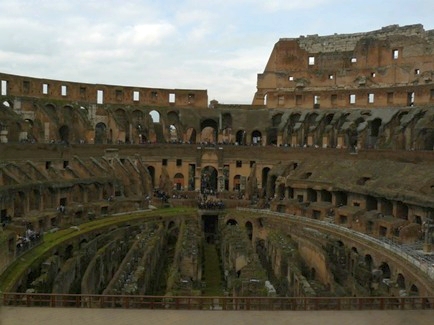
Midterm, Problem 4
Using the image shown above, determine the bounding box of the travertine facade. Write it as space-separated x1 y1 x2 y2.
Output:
253 24 434 109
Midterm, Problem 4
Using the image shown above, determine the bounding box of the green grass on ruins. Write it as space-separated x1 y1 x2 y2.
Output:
202 242 224 296
0 207 195 293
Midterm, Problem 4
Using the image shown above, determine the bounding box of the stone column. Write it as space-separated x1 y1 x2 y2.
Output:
423 220 433 253
0 130 8 143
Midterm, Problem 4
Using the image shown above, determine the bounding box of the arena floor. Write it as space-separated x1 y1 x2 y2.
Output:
2 307 434 325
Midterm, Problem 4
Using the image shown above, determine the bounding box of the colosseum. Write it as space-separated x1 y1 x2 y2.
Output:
1 24 434 318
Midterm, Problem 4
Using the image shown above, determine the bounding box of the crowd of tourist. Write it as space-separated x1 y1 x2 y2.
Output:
197 192 225 210
16 228 43 255
154 189 169 203
197 199 225 210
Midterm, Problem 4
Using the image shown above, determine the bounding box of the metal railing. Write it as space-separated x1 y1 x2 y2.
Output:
2 292 433 311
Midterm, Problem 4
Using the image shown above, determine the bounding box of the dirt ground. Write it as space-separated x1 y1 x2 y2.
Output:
2 307 434 325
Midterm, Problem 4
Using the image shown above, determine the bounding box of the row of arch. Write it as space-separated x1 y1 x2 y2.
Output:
158 165 271 194
2 100 432 149
349 244 420 296
223 215 423 296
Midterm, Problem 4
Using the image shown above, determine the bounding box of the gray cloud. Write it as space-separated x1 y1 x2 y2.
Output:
0 0 433 103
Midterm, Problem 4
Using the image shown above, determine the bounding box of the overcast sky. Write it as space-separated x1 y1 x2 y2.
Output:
1 0 433 104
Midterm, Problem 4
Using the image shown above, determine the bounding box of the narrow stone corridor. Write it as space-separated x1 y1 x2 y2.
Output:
202 242 223 296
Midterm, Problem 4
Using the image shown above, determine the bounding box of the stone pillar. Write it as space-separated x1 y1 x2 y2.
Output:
218 175 225 193
44 122 50 143
240 176 246 193
423 221 433 253
307 135 313 146
322 136 328 148
0 130 8 143
285 187 290 200
195 171 201 192
337 136 345 149
277 134 283 146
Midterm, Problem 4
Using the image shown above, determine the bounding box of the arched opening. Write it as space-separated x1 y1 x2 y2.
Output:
200 119 218 144
79 239 88 249
186 127 197 144
421 129 434 150
94 122 107 144
267 175 277 199
147 166 155 188
381 200 393 216
409 284 419 296
173 173 184 190
71 184 83 203
23 119 35 142
370 118 382 137
397 273 406 290
321 190 332 202
245 221 253 240
379 262 391 279
325 114 334 125
222 113 232 128
202 215 218 244
396 201 408 220
307 188 317 202
272 113 282 127
268 114 282 146
251 130 262 145
226 219 238 226
149 110 160 123
167 111 180 143
133 110 148 144
201 166 218 194
335 191 348 206
64 244 74 261
366 195 378 211
167 111 179 124
233 175 241 191
29 189 41 211
235 130 246 145
364 254 373 271
261 167 270 194
138 130 147 144
169 124 179 143
350 247 358 272
221 113 232 144
59 125 69 144
267 128 278 146
114 108 128 127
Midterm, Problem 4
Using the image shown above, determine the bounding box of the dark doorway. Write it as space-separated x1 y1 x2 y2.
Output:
202 214 219 244
59 125 69 144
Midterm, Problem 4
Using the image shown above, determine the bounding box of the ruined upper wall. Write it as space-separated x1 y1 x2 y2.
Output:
288 24 433 54
0 72 208 108
253 24 434 109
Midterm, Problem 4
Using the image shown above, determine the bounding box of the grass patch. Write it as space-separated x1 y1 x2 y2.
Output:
202 243 224 296
0 207 195 293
